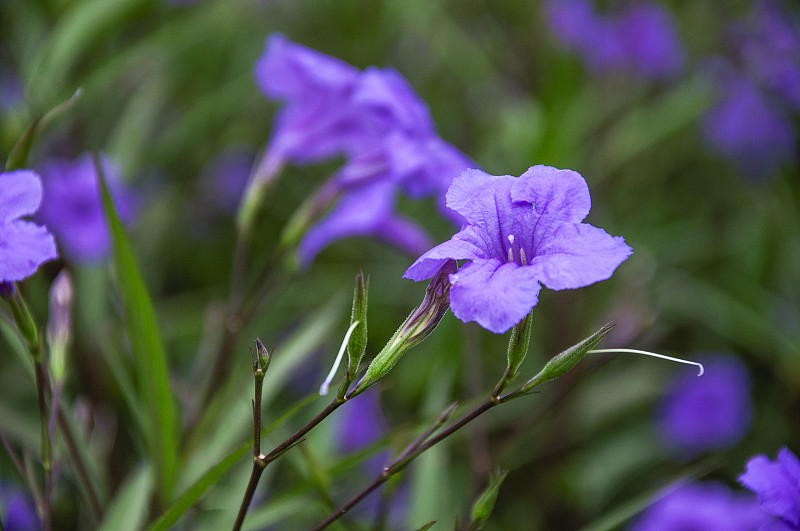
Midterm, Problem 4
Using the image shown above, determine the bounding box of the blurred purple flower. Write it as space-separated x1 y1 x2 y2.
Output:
740 447 800 530
336 387 388 476
254 35 472 266
700 1 800 177
615 2 685 79
0 485 39 531
201 148 253 213
630 482 768 530
404 166 632 334
36 153 137 264
658 354 752 455
736 1 800 111
544 0 684 80
701 73 796 177
0 170 58 282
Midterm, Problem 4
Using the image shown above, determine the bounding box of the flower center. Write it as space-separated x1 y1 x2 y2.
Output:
506 234 528 265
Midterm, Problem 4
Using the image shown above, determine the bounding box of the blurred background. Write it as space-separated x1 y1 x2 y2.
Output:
1 0 798 529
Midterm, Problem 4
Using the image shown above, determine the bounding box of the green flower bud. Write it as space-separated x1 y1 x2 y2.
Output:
521 322 615 392
506 310 534 382
346 271 368 377
470 469 509 529
352 259 457 395
6 285 40 353
47 271 73 382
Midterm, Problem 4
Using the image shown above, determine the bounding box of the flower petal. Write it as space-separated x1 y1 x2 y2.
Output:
0 220 58 281
0 170 43 222
403 226 487 281
298 180 430 267
449 258 542 334
740 448 800 526
533 223 632 290
511 165 591 223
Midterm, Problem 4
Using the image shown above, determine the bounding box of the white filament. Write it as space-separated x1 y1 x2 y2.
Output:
589 349 705 376
319 320 361 396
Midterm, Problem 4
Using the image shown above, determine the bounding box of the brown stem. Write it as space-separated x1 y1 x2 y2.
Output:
311 399 498 531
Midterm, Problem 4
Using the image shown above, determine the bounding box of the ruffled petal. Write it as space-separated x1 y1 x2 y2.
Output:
740 448 800 526
0 170 43 222
446 169 508 225
449 258 542 334
511 165 591 223
254 34 358 100
403 226 488 281
532 223 632 290
0 220 58 281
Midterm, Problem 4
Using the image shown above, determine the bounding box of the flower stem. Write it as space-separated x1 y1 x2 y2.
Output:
310 398 498 531
32 345 53 531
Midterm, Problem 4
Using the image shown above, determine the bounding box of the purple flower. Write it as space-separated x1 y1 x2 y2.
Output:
36 153 137 264
0 170 58 282
615 2 685 79
740 447 800 529
657 353 752 455
0 485 39 531
544 0 684 80
254 35 472 266
404 166 632 334
630 482 768 530
701 72 796 177
737 1 800 111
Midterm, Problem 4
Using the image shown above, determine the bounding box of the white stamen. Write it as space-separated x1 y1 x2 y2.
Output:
450 274 459 285
507 234 515 245
319 320 361 396
589 349 705 376
507 247 514 263
519 248 527 266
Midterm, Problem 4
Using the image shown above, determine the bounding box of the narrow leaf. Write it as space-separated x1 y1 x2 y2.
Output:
98 465 151 531
96 153 178 503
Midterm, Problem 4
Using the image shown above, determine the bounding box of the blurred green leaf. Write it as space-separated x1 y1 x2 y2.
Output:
97 154 179 504
98 465 151 531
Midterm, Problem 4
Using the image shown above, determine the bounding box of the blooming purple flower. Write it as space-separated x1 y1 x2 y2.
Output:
701 72 796 177
253 35 472 266
630 482 768 530
404 166 632 334
0 170 58 282
36 153 137 264
657 353 752 455
740 447 800 529
544 0 684 80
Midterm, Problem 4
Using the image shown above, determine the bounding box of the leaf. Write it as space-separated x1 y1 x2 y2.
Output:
96 153 179 503
98 465 151 531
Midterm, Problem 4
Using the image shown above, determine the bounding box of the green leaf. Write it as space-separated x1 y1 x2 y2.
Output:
96 153 179 503
98 465 151 531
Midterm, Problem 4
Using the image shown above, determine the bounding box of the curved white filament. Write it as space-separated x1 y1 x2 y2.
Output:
319 320 361 396
589 349 705 376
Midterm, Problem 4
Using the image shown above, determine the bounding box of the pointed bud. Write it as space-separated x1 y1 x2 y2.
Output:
346 272 369 377
47 271 73 382
352 260 457 395
254 338 272 374
470 469 509 529
521 323 615 392
506 310 534 382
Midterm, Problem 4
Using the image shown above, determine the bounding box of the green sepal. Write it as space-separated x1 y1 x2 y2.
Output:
346 271 369 377
470 469 509 529
521 322 615 392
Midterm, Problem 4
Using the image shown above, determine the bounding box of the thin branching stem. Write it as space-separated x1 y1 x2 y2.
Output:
311 398 498 531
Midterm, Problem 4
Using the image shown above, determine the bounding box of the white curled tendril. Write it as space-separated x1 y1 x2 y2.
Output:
319 320 361 396
589 349 705 376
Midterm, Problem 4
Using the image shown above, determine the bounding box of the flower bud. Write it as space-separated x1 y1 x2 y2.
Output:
521 322 615 392
47 270 73 381
352 259 457 395
346 271 369 377
506 310 534 382
470 469 509 528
